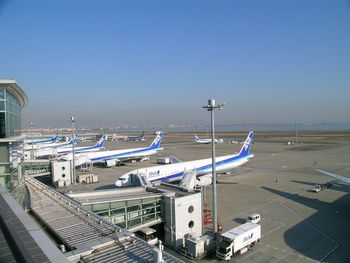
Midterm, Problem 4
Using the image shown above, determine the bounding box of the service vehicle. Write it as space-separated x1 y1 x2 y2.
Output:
216 222 261 261
247 213 261 224
135 227 158 245
312 184 322 192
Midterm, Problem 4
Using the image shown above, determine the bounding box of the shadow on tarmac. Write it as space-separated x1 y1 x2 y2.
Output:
94 184 116 190
216 181 238 185
233 217 247 224
261 186 350 261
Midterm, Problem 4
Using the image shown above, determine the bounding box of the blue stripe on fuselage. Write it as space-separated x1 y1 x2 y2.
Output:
149 154 253 183
90 147 156 162
58 144 99 155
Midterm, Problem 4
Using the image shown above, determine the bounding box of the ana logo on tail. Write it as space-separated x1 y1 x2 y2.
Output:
96 135 106 147
239 131 254 156
243 137 251 151
150 132 163 148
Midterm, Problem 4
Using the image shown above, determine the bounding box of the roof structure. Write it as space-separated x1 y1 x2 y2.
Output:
0 79 28 108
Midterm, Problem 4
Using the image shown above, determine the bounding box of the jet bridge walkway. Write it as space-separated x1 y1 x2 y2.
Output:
68 186 163 232
24 176 183 262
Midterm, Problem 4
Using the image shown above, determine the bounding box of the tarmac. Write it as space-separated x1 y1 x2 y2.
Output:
62 131 350 262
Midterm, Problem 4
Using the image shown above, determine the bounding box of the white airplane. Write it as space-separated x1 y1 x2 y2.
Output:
194 134 219 144
316 169 350 185
56 135 106 155
23 135 76 150
23 137 106 159
126 131 145 141
22 133 59 144
116 131 254 187
62 132 164 167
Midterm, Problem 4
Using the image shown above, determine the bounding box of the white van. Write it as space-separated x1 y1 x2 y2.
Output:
248 213 261 224
135 227 158 245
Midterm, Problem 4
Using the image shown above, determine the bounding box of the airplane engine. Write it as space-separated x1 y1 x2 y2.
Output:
196 174 212 186
105 159 118 167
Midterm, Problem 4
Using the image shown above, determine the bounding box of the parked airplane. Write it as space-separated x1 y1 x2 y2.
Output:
316 169 350 185
62 132 164 167
56 135 106 155
115 131 254 187
23 135 76 150
23 136 106 159
23 133 59 145
194 134 222 144
126 131 145 141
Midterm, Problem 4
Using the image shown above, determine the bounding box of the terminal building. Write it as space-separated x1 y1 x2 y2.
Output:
0 79 27 190
0 79 186 262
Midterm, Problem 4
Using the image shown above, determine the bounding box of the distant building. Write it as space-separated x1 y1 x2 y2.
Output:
0 79 28 190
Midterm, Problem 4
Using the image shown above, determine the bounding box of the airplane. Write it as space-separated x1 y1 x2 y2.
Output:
194 134 222 144
126 131 145 141
316 169 350 185
22 133 59 145
62 132 164 167
23 135 76 150
115 131 254 187
194 134 217 144
23 136 106 159
56 135 106 155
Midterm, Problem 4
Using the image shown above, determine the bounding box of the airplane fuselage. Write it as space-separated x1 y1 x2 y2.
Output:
117 153 253 186
72 147 160 162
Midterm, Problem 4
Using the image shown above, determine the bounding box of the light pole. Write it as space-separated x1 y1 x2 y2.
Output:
71 116 76 184
202 99 224 234
295 121 298 145
30 121 34 159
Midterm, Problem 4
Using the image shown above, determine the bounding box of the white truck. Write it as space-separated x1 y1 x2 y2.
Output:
216 222 261 261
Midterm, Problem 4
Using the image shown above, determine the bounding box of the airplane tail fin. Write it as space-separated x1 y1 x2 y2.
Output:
95 135 106 148
238 131 254 157
149 131 163 149
139 131 145 139
194 134 200 141
68 134 77 145
51 132 59 142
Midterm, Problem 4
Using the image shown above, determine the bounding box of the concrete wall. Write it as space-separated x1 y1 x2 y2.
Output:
164 192 202 249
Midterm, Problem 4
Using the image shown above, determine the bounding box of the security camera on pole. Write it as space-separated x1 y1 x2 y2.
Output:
202 99 224 235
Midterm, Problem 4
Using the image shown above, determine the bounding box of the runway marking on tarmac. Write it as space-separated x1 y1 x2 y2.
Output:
277 198 340 262
236 249 259 262
259 242 318 263
220 186 303 225
220 184 340 262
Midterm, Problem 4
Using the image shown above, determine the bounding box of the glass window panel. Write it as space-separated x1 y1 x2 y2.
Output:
96 211 109 217
110 201 126 209
92 203 109 212
127 205 139 212
0 113 5 138
0 101 4 111
127 199 142 206
0 88 4 100
9 103 14 114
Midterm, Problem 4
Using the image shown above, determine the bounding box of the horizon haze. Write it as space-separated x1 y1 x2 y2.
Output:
0 1 349 128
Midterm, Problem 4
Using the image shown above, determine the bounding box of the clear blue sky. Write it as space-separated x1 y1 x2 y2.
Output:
1 0 349 128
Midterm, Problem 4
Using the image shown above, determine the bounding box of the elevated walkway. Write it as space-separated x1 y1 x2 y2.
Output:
68 187 163 231
25 176 182 262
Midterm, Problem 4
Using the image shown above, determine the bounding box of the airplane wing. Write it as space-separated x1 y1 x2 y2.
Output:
316 169 350 185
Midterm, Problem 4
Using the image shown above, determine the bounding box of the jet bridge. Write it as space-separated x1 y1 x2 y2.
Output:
68 188 163 231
